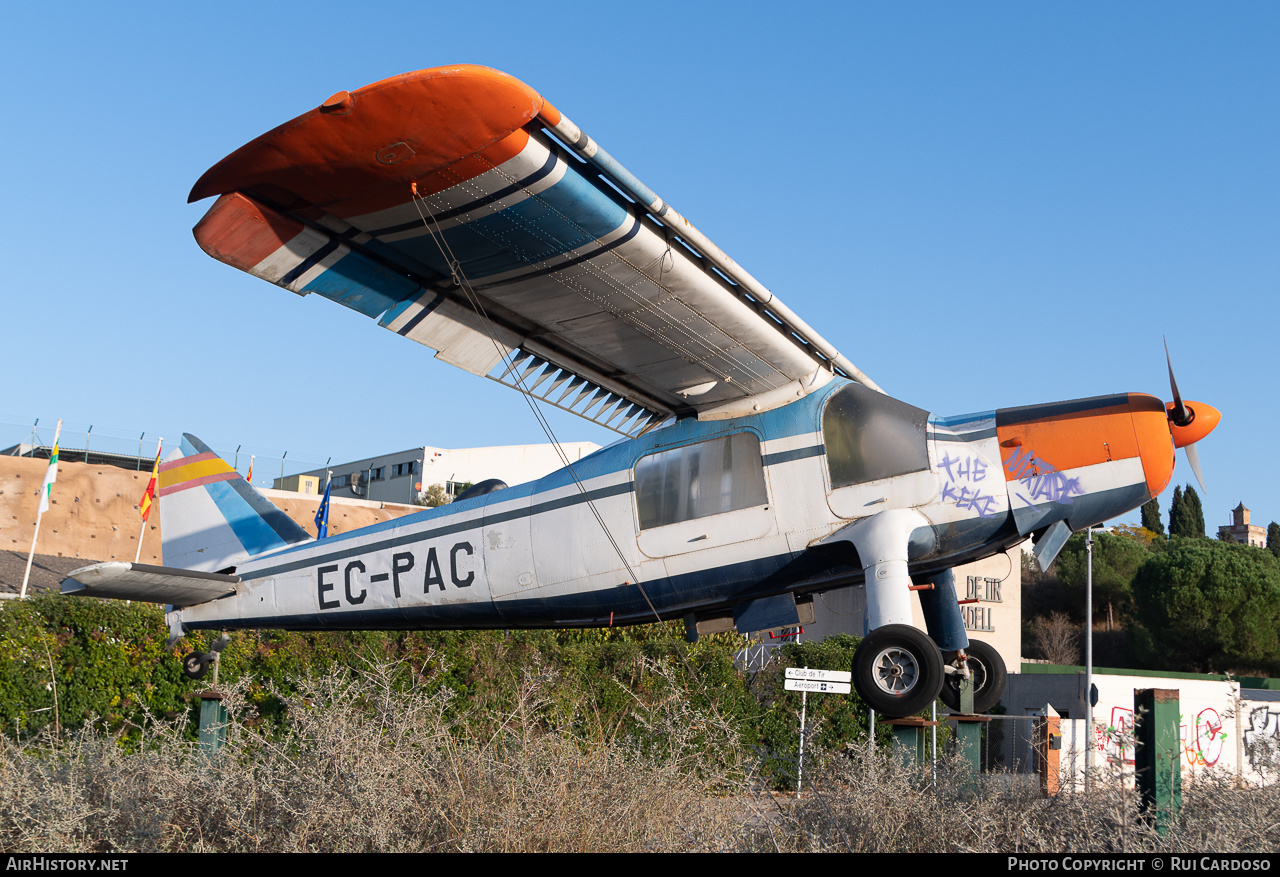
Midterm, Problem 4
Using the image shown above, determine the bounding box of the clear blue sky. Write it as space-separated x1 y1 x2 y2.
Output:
1 2 1275 531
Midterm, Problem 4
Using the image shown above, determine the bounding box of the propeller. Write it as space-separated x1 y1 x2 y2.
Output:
1163 337 1218 494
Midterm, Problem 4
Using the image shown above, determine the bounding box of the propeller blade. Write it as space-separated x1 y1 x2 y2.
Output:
1164 337 1192 427
1184 442 1207 494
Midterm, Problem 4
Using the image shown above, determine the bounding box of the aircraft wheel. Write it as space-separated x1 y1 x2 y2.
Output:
939 639 1007 714
852 624 944 718
182 652 212 680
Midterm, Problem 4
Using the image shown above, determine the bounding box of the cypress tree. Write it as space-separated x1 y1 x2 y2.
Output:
1170 484 1206 538
1168 486 1185 536
1141 497 1165 536
1267 522 1280 560
1184 486 1206 538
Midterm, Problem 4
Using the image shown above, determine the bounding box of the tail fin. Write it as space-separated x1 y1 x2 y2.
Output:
158 434 309 572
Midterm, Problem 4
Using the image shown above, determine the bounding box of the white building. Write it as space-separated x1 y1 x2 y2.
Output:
276 441 601 504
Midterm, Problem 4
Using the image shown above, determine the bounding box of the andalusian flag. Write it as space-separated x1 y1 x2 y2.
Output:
139 449 161 521
36 442 59 515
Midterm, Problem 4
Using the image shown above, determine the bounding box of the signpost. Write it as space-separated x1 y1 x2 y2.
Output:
784 668 852 795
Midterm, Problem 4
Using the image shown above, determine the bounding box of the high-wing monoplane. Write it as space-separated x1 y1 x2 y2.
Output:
64 66 1220 717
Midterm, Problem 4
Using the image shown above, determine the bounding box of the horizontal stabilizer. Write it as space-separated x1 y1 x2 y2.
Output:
62 561 239 605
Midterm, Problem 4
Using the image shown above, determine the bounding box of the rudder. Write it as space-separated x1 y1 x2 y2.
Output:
158 434 309 572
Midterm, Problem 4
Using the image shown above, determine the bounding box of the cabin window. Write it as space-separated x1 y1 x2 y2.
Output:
635 432 767 530
822 384 929 489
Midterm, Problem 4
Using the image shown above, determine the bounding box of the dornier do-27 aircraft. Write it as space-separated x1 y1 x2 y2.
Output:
63 65 1220 718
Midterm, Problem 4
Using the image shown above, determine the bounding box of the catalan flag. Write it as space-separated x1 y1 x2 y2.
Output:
36 442 59 515
139 447 161 521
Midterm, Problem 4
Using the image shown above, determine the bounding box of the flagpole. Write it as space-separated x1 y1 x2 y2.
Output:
21 419 62 599
135 437 163 564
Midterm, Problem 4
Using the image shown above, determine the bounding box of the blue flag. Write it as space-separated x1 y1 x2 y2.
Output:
314 477 331 539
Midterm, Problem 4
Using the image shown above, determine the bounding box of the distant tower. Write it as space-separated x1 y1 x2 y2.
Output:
1217 503 1266 547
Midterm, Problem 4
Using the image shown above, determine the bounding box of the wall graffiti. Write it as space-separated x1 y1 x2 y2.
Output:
1097 706 1135 765
1245 705 1280 776
936 451 1000 517
1095 706 1229 769
1181 708 1226 767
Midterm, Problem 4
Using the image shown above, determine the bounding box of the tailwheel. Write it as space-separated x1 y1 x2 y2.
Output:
182 652 213 680
852 624 945 718
939 638 1008 714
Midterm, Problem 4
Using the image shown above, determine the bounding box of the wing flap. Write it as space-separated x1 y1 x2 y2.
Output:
62 562 239 605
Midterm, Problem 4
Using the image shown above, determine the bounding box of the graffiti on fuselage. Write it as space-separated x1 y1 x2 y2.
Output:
316 541 476 610
1002 446 1084 508
936 451 1001 517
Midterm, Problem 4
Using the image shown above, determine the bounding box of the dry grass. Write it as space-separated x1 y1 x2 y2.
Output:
0 659 755 852
756 742 1280 853
2 661 1277 853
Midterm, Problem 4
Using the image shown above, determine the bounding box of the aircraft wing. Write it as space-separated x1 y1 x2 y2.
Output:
190 65 880 435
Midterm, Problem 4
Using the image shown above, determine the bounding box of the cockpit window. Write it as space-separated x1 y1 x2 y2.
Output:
823 384 930 489
635 432 767 530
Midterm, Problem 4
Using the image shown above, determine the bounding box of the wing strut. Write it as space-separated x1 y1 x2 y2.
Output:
405 184 667 623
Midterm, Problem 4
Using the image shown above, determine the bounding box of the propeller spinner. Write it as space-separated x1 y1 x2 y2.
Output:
1164 338 1221 494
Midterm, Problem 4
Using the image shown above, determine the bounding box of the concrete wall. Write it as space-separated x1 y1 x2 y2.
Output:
0 455 422 565
1005 667 1280 787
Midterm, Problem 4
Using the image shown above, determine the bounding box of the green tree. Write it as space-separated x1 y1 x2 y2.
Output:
1141 498 1166 537
1132 539 1280 674
1184 486 1205 537
1268 522 1280 560
417 483 452 507
1056 530 1154 630
1169 484 1205 538
1168 486 1183 536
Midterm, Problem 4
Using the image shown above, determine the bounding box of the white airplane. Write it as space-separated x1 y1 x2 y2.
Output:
63 65 1220 718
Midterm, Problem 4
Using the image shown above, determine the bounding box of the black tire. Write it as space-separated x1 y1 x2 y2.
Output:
852 624 945 718
182 652 212 680
939 639 1008 714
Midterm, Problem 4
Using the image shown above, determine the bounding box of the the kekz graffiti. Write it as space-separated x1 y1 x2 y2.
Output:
937 452 1001 518
62 65 1221 719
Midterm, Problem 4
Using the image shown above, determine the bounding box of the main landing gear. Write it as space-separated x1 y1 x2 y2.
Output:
852 624 945 717
852 628 1008 719
939 639 1007 715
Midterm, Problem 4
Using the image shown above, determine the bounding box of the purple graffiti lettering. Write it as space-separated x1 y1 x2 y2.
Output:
938 452 960 481
940 483 957 503
1023 471 1084 504
971 457 988 481
1003 446 1032 477
974 494 999 518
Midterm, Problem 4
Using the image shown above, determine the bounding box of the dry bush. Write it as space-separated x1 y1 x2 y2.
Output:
747 741 1280 853
0 658 758 852
5 659 1279 853
1032 611 1082 665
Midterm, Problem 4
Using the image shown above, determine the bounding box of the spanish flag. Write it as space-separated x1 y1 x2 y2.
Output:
139 448 161 521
